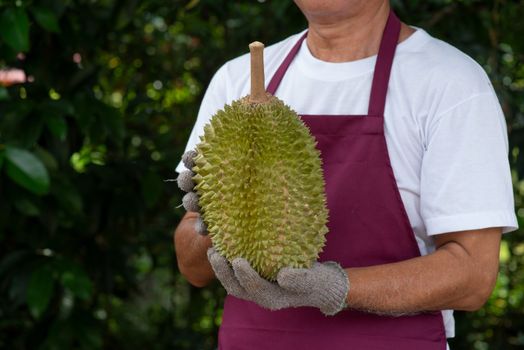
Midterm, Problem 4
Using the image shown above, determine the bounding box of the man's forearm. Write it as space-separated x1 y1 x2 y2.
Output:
344 248 481 315
344 228 502 315
174 212 215 287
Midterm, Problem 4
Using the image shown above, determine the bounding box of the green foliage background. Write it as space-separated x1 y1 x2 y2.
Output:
0 0 522 349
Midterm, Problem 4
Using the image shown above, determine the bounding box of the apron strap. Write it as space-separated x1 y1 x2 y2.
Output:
367 11 401 116
266 10 401 117
266 31 307 95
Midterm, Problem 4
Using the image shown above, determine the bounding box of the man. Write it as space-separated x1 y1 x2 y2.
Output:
174 1 518 349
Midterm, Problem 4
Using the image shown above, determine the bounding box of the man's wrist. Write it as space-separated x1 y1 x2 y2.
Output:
319 262 350 316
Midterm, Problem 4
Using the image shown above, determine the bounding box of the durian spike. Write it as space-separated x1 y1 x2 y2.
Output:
248 41 269 104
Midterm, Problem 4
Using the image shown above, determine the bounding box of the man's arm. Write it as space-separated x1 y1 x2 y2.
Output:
344 227 502 314
174 211 214 287
176 211 503 313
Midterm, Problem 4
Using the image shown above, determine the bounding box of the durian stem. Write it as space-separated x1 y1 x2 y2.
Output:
249 41 268 103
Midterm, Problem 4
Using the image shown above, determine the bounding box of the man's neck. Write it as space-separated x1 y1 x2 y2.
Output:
304 2 414 63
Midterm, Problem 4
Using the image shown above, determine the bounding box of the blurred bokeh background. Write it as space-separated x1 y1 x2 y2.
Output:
0 0 523 349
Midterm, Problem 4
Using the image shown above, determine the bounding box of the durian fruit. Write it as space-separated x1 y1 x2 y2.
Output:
192 41 329 280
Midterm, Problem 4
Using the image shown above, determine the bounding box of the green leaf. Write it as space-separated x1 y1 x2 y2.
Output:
0 41 18 61
45 115 67 140
0 86 9 100
9 268 31 307
13 197 40 216
0 8 30 52
34 147 58 172
31 6 60 33
27 265 54 319
0 150 4 170
60 265 93 300
5 146 50 195
40 99 75 116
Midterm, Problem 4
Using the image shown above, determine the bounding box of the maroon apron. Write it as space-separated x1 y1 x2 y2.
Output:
218 11 447 350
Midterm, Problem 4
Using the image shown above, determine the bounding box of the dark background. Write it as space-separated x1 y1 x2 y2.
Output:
0 0 523 349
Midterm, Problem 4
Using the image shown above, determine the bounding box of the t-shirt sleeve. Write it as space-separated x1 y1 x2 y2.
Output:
175 63 229 174
420 90 518 235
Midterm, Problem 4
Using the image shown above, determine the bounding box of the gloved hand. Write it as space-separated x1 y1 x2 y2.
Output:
176 149 208 235
207 247 350 316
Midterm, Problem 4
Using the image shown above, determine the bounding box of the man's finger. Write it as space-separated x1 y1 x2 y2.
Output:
182 149 197 169
182 192 200 212
232 258 294 310
232 258 278 295
276 266 313 293
207 248 248 298
177 170 195 192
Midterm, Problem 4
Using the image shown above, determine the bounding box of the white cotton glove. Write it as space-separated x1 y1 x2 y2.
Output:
176 149 208 235
207 247 350 316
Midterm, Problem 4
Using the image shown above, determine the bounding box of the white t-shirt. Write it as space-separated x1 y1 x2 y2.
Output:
175 27 518 339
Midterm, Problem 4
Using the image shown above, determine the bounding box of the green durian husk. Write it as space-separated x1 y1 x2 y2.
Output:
193 95 329 280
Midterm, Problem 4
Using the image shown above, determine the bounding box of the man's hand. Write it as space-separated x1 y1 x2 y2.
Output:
207 247 349 316
176 149 208 235
173 150 214 287
174 212 213 287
